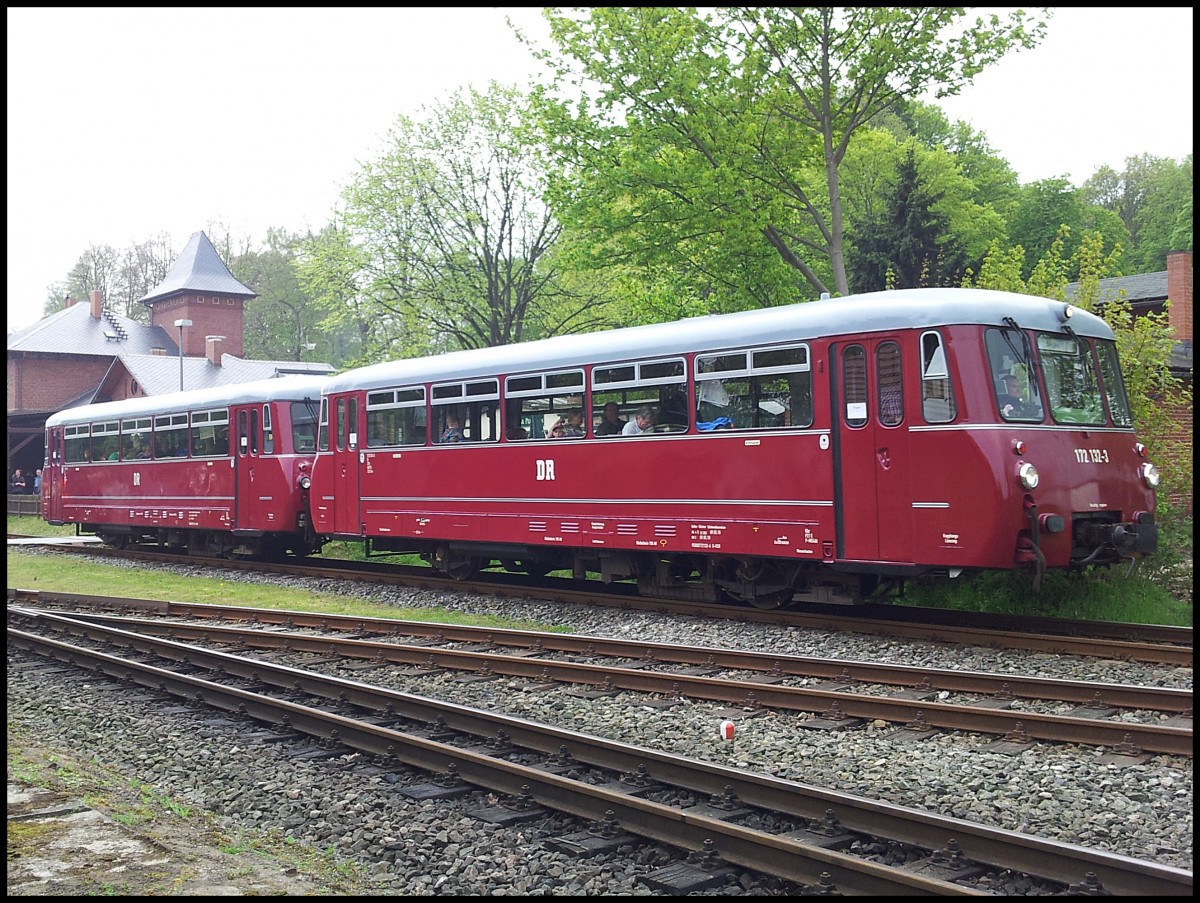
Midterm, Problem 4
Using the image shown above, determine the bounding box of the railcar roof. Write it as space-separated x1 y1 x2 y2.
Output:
325 288 1110 394
45 375 329 428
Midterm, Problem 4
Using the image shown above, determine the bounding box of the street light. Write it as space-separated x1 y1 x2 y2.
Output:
174 319 192 390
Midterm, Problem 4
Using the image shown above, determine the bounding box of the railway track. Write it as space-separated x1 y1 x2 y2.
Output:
12 590 1193 757
14 539 1194 666
9 602 1192 896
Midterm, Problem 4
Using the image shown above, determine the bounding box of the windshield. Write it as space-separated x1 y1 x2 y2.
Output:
1037 334 1106 425
1095 340 1133 427
291 401 319 453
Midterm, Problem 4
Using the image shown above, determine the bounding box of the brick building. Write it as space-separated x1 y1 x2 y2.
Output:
7 231 333 478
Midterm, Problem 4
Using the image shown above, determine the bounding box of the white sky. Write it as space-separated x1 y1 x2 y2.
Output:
7 7 1193 334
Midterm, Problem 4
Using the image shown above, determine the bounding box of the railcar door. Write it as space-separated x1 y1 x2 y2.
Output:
233 405 261 531
331 394 362 536
832 338 914 564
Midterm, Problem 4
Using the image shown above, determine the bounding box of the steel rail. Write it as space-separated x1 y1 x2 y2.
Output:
8 606 1192 896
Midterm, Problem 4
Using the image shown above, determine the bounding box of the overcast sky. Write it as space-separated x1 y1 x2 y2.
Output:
7 7 1193 333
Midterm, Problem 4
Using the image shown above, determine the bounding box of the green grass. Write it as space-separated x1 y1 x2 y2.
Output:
9 513 1190 626
6 520 567 633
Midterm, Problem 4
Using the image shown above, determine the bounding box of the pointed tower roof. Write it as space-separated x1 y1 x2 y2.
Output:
139 231 256 305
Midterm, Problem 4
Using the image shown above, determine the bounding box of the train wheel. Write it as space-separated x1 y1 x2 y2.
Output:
97 531 127 550
445 557 484 581
511 560 552 577
716 559 796 609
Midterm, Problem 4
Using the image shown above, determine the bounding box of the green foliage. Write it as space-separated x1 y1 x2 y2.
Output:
528 6 1047 302
1082 153 1194 272
1007 179 1084 276
903 567 1189 625
303 81 615 361
849 143 970 291
229 227 333 364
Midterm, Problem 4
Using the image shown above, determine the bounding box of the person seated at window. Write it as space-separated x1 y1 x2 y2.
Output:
622 406 656 435
594 402 626 436
440 411 464 443
997 373 1029 418
548 408 585 439
504 403 528 440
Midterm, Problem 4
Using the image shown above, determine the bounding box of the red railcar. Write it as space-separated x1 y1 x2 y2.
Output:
43 376 327 558
310 288 1159 606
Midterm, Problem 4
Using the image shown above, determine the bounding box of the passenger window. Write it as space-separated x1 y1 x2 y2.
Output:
505 370 585 439
432 378 500 443
695 345 811 431
591 357 686 435
366 387 427 447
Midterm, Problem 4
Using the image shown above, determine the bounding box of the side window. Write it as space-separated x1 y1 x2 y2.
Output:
92 421 120 461
506 370 585 440
842 346 868 428
336 398 346 451
366 387 427 447
347 398 358 450
591 357 687 436
154 414 188 457
920 331 956 423
121 418 152 460
876 342 903 427
250 408 260 455
191 409 229 457
694 345 811 432
432 379 500 444
65 425 91 463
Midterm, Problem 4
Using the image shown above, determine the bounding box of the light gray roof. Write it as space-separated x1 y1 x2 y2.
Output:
118 352 334 396
1064 271 1169 303
46 374 332 428
139 231 255 304
7 300 178 356
325 287 1107 394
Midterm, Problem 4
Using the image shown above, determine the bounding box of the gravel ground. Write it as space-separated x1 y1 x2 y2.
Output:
7 558 1194 894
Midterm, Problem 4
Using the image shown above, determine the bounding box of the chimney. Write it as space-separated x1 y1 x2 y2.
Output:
1166 250 1193 342
89 290 104 319
151 347 166 356
64 297 77 309
206 335 225 367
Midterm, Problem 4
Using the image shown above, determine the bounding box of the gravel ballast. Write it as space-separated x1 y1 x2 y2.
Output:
8 557 1193 894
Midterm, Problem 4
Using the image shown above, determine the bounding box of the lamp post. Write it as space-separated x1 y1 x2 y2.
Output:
174 319 192 390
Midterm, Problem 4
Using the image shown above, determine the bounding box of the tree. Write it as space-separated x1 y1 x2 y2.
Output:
46 233 188 324
230 228 331 363
848 143 969 291
526 6 1047 300
310 82 614 363
47 244 118 318
1007 178 1084 276
1081 154 1193 272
